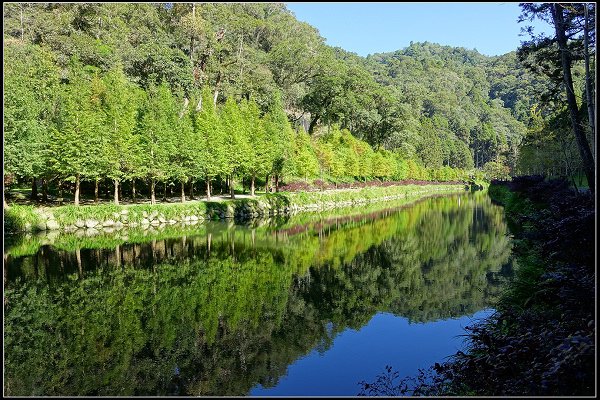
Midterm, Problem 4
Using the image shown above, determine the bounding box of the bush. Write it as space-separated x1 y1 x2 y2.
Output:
4 205 43 233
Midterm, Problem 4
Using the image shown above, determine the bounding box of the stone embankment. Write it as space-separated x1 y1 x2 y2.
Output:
6 184 468 234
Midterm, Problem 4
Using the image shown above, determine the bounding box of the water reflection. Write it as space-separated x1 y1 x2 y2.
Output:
4 192 513 396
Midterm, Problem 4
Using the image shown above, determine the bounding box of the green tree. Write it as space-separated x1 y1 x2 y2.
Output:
291 128 319 182
263 91 295 191
3 40 60 203
49 64 105 205
240 99 270 196
170 91 196 203
136 82 178 204
192 87 226 200
518 3 595 194
220 97 251 198
100 65 143 204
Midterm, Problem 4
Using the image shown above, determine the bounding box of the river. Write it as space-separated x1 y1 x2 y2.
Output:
3 191 514 396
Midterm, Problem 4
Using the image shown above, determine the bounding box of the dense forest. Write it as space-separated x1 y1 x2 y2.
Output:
3 3 595 205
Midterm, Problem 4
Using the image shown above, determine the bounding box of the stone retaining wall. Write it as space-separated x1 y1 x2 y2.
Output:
17 184 467 234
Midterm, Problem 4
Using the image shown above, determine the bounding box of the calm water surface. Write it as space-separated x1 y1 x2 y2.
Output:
3 191 514 396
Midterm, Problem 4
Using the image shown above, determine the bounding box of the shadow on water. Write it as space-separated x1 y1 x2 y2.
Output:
4 191 514 396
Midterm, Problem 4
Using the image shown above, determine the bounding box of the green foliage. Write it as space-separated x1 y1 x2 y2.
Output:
3 40 60 183
4 205 44 233
220 97 252 177
136 82 178 184
290 128 320 180
51 203 122 225
483 161 511 181
3 3 553 202
264 91 296 181
191 87 226 182
100 65 145 182
284 184 465 208
241 99 272 181
48 63 106 184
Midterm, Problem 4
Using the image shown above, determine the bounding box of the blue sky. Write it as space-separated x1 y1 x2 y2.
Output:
285 2 555 57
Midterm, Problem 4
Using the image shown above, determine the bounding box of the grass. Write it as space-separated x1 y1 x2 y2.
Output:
52 204 122 225
4 205 44 232
3 233 45 258
284 184 465 207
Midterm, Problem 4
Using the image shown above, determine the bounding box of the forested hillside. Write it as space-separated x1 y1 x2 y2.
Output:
3 3 592 205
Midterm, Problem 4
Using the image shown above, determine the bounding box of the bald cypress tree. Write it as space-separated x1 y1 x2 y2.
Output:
49 65 105 205
220 97 251 199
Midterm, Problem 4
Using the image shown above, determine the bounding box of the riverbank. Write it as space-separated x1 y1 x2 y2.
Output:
360 176 595 396
4 183 469 234
448 177 595 396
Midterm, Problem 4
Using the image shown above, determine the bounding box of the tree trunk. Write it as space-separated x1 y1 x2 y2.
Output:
132 179 136 204
163 181 168 202
31 177 38 201
213 71 221 106
42 179 48 202
114 179 119 205
206 178 211 200
553 4 595 194
151 178 156 205
265 174 269 193
583 3 595 157
76 248 82 279
181 180 186 203
58 180 63 205
308 114 320 135
250 173 255 196
275 174 280 192
230 175 235 199
74 174 81 206
115 245 121 268
207 233 212 257
94 178 99 204
189 180 194 199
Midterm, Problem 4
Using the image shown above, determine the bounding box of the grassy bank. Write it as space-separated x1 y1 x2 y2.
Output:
360 176 595 396
4 183 468 234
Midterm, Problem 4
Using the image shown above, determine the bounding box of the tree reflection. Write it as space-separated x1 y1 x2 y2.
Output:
4 192 513 396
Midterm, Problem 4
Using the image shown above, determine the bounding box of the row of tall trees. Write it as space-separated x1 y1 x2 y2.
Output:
4 45 470 206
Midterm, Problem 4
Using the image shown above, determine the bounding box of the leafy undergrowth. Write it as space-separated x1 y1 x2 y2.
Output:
359 175 595 396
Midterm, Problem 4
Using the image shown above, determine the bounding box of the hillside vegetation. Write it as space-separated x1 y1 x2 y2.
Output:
3 3 589 206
